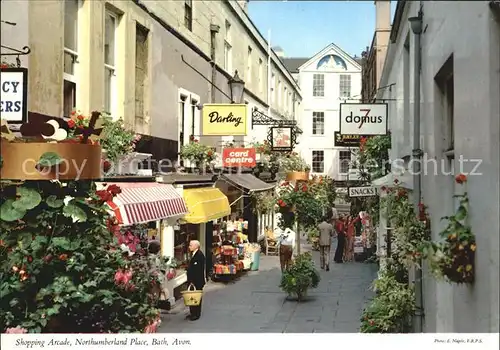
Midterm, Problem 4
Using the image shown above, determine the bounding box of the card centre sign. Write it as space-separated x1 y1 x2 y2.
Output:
202 104 247 136
222 148 256 168
339 103 388 136
0 67 28 123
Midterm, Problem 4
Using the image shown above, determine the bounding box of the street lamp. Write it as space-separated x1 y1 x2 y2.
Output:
228 70 245 104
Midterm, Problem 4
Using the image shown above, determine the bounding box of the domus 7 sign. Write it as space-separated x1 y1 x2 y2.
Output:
339 103 388 136
202 104 247 136
222 148 256 168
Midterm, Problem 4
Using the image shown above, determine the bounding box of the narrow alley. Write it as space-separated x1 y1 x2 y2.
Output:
159 243 377 333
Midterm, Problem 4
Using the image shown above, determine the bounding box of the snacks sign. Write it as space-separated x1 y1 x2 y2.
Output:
202 104 247 136
222 148 256 168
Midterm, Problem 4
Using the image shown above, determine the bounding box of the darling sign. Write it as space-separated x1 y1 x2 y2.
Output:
339 103 388 136
202 103 247 136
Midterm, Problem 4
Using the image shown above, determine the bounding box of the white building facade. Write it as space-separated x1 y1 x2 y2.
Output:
283 44 362 180
376 0 499 332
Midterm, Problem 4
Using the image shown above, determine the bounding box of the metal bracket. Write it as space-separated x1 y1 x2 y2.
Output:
412 148 424 158
1 45 31 68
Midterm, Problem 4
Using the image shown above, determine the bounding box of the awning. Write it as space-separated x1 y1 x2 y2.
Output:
371 172 414 190
182 187 231 224
103 182 188 225
220 174 275 193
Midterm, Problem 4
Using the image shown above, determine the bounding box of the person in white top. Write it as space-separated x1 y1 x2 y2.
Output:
275 228 295 272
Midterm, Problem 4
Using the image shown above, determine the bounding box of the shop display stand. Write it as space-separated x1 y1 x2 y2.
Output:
211 239 245 282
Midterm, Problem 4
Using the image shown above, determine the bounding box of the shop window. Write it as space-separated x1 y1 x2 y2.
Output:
174 223 200 267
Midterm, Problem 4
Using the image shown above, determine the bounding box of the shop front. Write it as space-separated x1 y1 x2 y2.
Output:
156 176 231 302
215 173 276 243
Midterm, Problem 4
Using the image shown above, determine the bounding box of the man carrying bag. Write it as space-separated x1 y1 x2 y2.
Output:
186 240 206 321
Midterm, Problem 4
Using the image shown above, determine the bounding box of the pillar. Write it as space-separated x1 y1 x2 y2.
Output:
205 221 213 278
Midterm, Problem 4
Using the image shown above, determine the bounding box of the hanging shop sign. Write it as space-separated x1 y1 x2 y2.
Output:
348 186 378 197
202 104 247 136
0 67 28 123
270 126 293 152
222 148 256 168
334 132 366 147
339 103 388 136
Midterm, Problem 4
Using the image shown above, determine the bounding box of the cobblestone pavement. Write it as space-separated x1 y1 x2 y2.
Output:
158 241 377 333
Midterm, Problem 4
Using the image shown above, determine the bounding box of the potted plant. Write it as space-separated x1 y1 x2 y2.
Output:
419 174 476 284
179 136 217 171
251 190 276 214
279 252 320 301
280 152 310 181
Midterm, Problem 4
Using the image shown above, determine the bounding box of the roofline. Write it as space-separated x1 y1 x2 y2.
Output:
226 0 302 97
390 0 408 43
296 43 362 71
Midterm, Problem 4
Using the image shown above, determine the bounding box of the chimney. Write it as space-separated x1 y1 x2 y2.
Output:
375 0 391 32
238 0 249 13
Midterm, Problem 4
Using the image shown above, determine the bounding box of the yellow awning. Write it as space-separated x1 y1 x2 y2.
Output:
182 187 231 224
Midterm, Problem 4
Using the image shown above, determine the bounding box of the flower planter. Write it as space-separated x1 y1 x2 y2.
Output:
443 243 475 284
286 171 310 181
0 142 102 180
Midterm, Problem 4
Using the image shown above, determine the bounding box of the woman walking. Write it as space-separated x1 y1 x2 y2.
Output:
334 215 346 263
344 215 359 262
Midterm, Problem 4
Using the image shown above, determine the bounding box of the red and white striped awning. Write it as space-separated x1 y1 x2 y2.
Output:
103 182 188 226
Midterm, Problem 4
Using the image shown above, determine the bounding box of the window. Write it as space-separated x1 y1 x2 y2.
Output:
174 224 200 266
435 55 454 152
284 86 288 110
224 21 232 73
184 0 192 31
135 23 149 121
339 75 351 98
104 11 118 115
312 151 324 173
247 46 252 83
339 150 351 174
403 34 410 142
313 74 324 97
63 0 80 117
190 98 199 137
271 73 276 103
278 80 282 106
258 58 263 93
312 112 325 135
179 95 187 157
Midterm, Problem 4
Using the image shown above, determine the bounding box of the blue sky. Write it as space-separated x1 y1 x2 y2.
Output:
248 1 396 58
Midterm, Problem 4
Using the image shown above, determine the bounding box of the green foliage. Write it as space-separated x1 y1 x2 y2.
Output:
380 185 430 267
419 186 475 284
275 179 331 230
360 270 415 333
278 153 310 173
356 135 391 181
37 152 63 168
99 116 138 162
250 191 275 214
279 253 320 301
0 180 165 333
179 137 216 165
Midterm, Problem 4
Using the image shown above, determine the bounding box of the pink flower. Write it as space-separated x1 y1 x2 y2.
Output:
114 269 133 285
5 327 27 334
114 270 125 284
144 317 161 333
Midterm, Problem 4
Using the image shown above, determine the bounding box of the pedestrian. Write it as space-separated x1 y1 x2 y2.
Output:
278 228 294 272
186 240 206 321
331 204 339 226
334 215 346 263
318 215 335 271
344 215 358 262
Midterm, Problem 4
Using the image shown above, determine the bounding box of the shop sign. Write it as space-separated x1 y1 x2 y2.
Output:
0 67 28 123
222 148 256 168
334 132 366 147
335 187 348 194
270 126 293 152
339 103 388 136
202 104 247 136
348 186 378 197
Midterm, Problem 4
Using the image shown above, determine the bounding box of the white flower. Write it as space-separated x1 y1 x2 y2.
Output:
63 196 74 206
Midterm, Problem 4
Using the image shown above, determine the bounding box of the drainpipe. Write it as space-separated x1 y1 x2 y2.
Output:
210 24 220 103
408 10 424 333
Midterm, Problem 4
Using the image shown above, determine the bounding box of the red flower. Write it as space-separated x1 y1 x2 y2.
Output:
43 255 53 263
281 181 289 187
59 254 68 261
455 173 467 184
380 186 387 192
1 64 9 69
189 135 195 141
397 189 407 198
302 185 308 192
27 256 33 263
107 184 122 196
102 160 111 172
207 150 213 157
67 119 76 128
96 190 113 202
369 320 375 326
77 114 85 121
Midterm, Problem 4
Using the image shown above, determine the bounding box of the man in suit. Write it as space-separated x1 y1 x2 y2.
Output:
186 240 206 321
318 216 335 271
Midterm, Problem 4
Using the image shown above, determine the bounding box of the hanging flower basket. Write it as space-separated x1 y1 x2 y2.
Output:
286 171 310 181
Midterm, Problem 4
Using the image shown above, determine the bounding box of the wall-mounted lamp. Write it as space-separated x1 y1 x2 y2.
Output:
408 12 423 35
228 70 245 104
